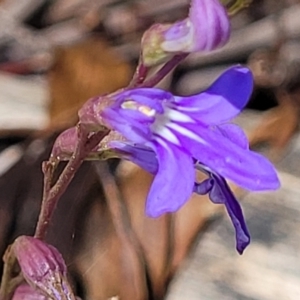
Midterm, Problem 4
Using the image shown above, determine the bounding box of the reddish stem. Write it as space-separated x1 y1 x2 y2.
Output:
128 59 149 88
140 53 188 88
34 128 109 240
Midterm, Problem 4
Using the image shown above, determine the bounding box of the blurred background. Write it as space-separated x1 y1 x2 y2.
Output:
1 0 300 299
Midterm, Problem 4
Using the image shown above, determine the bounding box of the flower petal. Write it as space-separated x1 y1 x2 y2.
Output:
173 122 280 191
102 88 176 143
208 173 250 254
216 123 249 149
189 0 230 51
146 140 195 217
109 141 158 174
162 19 193 52
174 66 253 124
102 108 152 143
193 178 213 194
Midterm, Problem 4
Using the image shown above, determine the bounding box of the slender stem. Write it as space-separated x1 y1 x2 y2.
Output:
140 53 188 88
34 128 109 240
128 58 149 88
41 160 56 211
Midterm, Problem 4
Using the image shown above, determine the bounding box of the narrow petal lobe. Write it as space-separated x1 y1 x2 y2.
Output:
146 141 195 217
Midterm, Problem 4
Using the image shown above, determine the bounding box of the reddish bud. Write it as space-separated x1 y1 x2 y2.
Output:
13 236 76 300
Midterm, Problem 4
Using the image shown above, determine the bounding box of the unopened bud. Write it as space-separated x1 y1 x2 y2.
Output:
13 236 76 300
12 284 47 300
141 0 230 66
51 127 77 161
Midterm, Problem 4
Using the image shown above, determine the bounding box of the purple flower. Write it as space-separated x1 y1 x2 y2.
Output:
97 66 280 253
53 66 279 253
13 236 77 300
142 0 230 66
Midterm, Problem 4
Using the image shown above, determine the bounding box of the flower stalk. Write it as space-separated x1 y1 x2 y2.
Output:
128 59 149 88
34 125 109 240
139 53 189 88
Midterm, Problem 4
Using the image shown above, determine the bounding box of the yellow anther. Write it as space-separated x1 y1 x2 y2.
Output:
138 106 156 117
121 100 156 117
121 100 138 110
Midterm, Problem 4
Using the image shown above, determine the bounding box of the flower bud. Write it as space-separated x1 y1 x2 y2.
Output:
12 284 82 300
141 0 230 66
12 284 47 300
51 127 77 161
13 236 76 300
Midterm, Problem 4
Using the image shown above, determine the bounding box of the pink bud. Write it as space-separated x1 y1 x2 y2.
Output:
13 236 76 300
51 127 78 161
12 284 47 300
